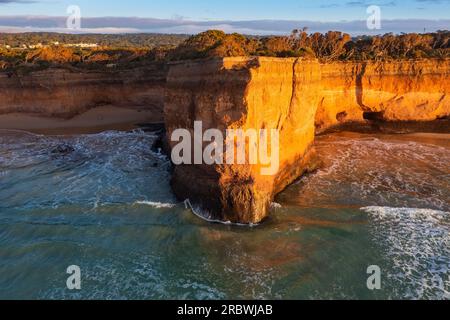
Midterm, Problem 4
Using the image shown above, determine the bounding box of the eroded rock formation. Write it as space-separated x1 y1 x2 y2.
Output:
316 59 450 131
0 64 167 118
165 57 322 223
165 57 450 224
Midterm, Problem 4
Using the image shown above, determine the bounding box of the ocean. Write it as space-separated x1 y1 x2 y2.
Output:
0 129 448 299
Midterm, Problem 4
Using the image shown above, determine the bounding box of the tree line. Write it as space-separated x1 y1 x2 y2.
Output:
1 29 448 73
169 29 449 61
0 32 188 49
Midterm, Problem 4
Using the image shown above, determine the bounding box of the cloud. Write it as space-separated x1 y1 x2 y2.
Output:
319 4 340 8
0 0 37 3
0 15 448 35
346 0 396 7
0 26 142 33
319 0 397 9
346 1 367 6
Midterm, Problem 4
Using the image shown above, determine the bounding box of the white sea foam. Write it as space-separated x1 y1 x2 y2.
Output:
362 206 450 299
270 202 282 209
134 201 176 209
292 136 450 210
0 130 175 211
184 199 259 227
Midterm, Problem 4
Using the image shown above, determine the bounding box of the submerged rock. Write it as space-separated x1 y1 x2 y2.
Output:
51 144 75 156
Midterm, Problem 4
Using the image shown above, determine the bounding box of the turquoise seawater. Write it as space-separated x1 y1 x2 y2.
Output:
0 129 448 299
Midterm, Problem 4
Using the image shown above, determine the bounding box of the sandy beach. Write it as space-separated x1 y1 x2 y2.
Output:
0 105 163 135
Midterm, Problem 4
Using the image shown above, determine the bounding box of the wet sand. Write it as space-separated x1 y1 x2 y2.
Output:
324 130 450 147
0 105 163 135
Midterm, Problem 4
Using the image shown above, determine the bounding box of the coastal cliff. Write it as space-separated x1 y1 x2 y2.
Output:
316 59 450 131
1 56 448 224
0 65 167 118
165 57 321 223
165 57 450 224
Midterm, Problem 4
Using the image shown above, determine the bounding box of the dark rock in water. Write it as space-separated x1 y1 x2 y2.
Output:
151 130 171 156
51 144 75 156
136 122 166 134
318 118 450 136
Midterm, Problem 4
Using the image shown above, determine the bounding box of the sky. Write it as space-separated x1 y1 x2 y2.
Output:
0 0 449 34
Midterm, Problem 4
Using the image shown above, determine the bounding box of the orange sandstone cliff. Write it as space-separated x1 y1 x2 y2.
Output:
164 57 450 224
0 65 167 118
316 59 449 131
1 57 447 224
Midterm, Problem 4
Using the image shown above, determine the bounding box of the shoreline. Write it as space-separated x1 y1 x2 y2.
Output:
0 108 448 141
0 105 163 135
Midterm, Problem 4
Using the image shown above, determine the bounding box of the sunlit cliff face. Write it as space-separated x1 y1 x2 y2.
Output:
164 57 450 224
0 54 448 224
316 59 450 132
0 65 167 118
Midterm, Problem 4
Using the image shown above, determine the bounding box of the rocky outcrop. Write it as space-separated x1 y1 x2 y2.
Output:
2 56 447 224
165 57 450 224
0 64 167 118
316 59 450 131
165 57 322 224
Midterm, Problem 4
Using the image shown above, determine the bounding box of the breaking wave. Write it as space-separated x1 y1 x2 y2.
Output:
284 134 450 211
362 206 450 299
2 129 449 300
134 201 176 209
183 199 260 227
0 129 175 211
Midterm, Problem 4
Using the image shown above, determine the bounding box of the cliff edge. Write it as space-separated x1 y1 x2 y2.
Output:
0 64 167 118
165 57 450 224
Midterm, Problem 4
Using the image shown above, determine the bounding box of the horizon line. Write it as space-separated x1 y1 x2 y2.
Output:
0 15 449 35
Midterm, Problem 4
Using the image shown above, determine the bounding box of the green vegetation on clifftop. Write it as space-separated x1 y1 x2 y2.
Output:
1 30 448 74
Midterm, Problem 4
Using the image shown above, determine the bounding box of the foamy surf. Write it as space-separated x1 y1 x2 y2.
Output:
134 201 176 209
362 206 450 299
286 134 450 211
184 199 259 227
2 129 449 299
0 129 175 211
270 202 282 209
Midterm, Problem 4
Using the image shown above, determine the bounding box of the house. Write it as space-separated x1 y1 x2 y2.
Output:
28 43 43 49
64 43 99 48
